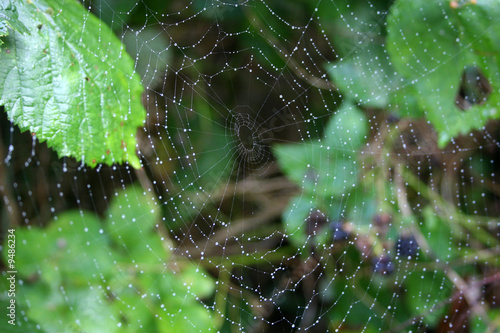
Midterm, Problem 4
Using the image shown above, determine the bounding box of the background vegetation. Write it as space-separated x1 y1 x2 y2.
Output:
1 0 500 332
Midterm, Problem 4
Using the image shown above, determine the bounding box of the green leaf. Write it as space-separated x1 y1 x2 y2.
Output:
323 102 368 151
111 290 156 333
156 304 214 333
155 264 215 332
404 271 452 327
26 287 119 333
329 278 385 329
105 185 165 260
346 187 377 228
327 45 397 108
167 263 215 299
273 142 322 192
274 103 367 197
0 298 44 333
0 0 145 168
0 1 30 43
387 0 500 147
389 79 424 118
0 22 6 41
3 184 216 332
314 152 358 198
8 226 50 278
457 0 500 54
274 102 368 245
12 210 115 286
422 207 459 261
281 195 315 248
471 309 500 333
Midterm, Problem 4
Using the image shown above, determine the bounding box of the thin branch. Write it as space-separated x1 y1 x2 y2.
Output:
245 10 336 91
0 129 20 228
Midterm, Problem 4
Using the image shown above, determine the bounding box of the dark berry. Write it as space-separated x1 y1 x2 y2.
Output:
372 256 395 275
395 234 419 258
386 113 400 124
306 210 327 236
330 222 349 241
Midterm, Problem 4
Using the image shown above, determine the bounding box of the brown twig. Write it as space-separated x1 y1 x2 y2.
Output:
0 130 20 228
244 10 336 91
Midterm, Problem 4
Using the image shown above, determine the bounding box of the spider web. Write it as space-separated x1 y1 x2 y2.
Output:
1 0 500 332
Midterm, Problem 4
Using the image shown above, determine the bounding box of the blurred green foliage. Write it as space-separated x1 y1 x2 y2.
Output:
1 185 215 332
274 102 370 248
273 0 500 330
323 0 500 146
1 0 500 332
387 0 500 146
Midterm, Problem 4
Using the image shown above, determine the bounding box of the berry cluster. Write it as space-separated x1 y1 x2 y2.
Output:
372 256 395 275
395 234 419 258
330 222 350 241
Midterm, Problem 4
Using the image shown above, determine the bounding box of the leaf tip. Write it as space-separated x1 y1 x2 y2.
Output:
437 133 450 149
128 154 142 169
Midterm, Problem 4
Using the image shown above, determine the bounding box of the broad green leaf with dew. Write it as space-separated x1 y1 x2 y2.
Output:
0 0 146 167
387 0 500 147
